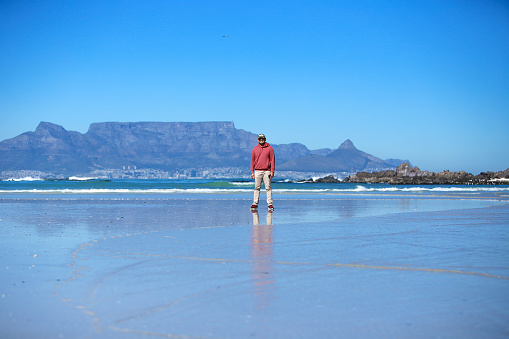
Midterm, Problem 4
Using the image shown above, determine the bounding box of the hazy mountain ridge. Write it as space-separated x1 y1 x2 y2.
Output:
278 139 401 173
0 121 408 176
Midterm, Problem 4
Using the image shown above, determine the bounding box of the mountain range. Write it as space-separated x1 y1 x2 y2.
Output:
0 121 409 176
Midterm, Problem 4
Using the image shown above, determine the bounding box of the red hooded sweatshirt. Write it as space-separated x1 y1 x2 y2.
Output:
251 142 275 174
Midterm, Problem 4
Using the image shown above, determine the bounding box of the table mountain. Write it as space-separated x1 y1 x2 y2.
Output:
0 121 408 176
0 121 310 175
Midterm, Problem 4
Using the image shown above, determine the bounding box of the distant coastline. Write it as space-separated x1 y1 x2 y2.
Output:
2 164 509 184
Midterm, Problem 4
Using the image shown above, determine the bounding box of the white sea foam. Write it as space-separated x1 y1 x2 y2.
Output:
68 176 100 181
5 177 43 181
275 186 509 194
0 186 508 195
341 186 509 193
230 182 254 186
489 178 509 183
0 188 253 194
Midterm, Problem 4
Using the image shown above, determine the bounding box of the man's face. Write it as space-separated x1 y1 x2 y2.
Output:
258 138 266 145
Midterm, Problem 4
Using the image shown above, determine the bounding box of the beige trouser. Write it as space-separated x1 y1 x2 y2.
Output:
253 170 273 205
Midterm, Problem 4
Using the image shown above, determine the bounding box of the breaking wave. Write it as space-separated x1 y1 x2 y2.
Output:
0 185 508 195
4 177 44 182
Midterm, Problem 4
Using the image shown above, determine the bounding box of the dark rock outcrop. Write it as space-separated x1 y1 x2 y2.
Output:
343 163 509 185
297 175 342 183
384 158 412 167
314 175 342 183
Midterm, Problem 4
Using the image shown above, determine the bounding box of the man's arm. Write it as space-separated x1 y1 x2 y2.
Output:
250 148 256 179
270 146 275 178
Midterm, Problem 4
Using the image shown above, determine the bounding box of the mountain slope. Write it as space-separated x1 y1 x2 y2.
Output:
278 139 396 172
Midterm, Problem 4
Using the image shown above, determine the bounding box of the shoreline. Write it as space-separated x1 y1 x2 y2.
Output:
1 194 508 338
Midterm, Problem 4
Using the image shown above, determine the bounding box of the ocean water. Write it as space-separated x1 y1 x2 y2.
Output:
1 177 509 196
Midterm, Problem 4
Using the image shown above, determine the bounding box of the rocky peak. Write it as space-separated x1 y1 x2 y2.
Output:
35 122 67 135
338 139 357 150
396 163 422 177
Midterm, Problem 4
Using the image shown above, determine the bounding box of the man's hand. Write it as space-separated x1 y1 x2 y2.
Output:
269 172 275 179
251 173 255 179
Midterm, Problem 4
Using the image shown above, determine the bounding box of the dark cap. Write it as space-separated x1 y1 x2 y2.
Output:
258 134 266 140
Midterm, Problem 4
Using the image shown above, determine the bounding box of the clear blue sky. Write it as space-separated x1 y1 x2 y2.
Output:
1 0 508 174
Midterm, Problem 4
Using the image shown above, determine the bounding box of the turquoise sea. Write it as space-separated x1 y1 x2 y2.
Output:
1 177 509 197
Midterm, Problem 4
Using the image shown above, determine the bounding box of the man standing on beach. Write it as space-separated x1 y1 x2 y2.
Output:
251 134 275 211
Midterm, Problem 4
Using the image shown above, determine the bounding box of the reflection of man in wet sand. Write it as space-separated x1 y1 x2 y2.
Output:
250 134 275 211
250 210 274 309
251 210 273 226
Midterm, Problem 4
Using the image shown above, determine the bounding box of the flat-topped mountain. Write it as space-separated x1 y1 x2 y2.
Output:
0 121 408 176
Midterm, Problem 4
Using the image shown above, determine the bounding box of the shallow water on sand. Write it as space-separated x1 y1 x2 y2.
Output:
1 194 508 338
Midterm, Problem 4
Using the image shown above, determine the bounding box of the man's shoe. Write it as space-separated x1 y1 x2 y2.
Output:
268 205 274 211
250 204 258 210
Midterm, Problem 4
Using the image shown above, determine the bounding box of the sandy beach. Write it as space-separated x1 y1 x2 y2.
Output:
1 194 508 338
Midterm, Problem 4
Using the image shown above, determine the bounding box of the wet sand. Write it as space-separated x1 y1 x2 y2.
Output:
1 196 508 338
